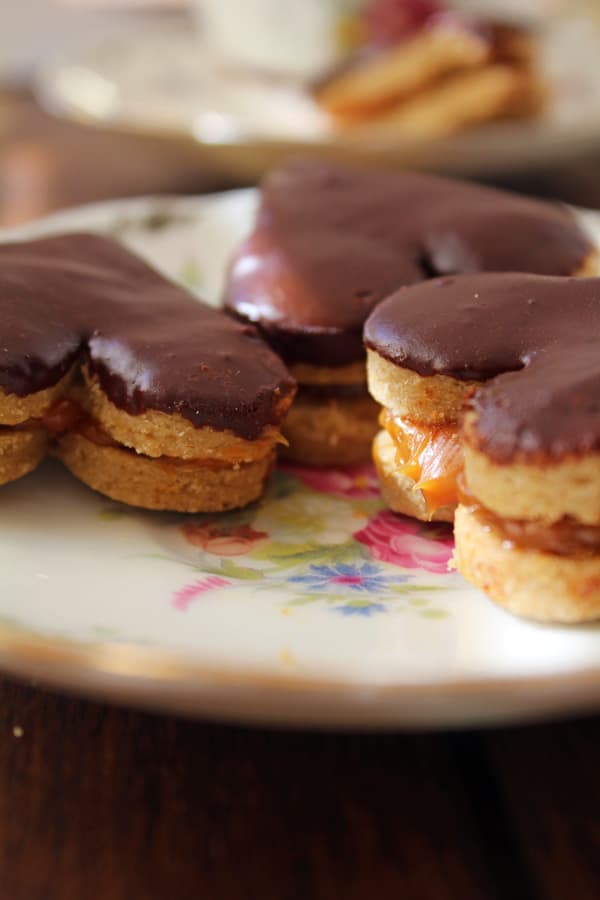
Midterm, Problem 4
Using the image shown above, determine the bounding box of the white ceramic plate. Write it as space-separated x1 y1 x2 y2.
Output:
2 191 600 730
35 17 600 179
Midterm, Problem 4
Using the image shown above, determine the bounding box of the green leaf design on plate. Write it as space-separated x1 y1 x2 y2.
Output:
250 541 321 561
289 595 321 607
218 559 264 581
393 583 451 593
342 599 375 609
250 539 368 573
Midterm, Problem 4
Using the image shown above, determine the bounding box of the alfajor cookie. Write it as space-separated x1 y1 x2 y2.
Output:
225 161 596 467
0 233 295 512
367 271 600 623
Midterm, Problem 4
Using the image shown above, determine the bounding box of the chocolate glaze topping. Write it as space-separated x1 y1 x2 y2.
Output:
364 272 600 461
0 233 295 440
224 162 592 367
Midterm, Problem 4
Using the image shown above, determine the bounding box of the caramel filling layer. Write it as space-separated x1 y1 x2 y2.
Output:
458 478 600 558
380 409 462 514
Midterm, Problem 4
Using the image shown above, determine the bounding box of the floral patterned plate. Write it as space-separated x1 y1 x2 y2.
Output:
3 193 600 730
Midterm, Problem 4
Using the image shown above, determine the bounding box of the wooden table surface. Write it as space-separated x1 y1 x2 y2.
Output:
2 88 600 900
3 679 600 900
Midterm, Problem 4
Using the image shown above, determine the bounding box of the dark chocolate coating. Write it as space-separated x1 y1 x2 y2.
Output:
297 382 372 403
0 233 294 440
224 162 592 366
364 272 600 461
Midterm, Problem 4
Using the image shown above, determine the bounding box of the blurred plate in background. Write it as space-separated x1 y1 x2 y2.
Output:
35 16 600 180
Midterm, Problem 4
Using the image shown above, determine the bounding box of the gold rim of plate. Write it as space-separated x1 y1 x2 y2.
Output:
2 617 600 728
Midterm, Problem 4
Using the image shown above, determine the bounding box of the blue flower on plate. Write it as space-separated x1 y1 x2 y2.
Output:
289 562 408 594
334 602 387 617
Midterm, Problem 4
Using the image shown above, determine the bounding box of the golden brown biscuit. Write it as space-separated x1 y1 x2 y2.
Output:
367 350 471 425
57 432 275 513
0 427 47 486
281 360 378 466
281 391 379 468
463 423 600 527
454 504 600 623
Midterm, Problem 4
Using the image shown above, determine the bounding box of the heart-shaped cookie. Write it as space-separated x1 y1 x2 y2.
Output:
0 233 295 512
365 271 600 622
225 161 596 467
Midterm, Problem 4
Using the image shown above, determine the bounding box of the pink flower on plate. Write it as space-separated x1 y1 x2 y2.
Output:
283 464 380 498
172 576 232 611
181 522 268 557
354 510 453 573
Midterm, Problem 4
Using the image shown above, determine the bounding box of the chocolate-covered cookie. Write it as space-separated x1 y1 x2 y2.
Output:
0 233 295 512
365 271 600 622
225 161 596 467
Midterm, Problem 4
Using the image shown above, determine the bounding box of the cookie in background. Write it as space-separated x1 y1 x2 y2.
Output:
312 0 545 137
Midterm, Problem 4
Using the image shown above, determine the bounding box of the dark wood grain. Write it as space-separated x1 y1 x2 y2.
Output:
0 676 540 900
486 719 600 900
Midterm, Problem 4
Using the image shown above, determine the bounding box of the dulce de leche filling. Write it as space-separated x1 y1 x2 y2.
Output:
380 409 462 514
458 476 600 558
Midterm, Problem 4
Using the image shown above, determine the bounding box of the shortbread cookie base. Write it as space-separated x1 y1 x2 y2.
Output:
366 350 472 424
454 503 600 623
281 394 379 467
463 415 600 526
57 432 275 512
0 428 48 486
